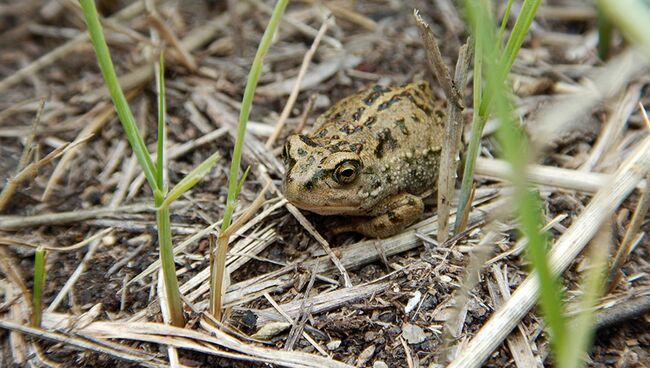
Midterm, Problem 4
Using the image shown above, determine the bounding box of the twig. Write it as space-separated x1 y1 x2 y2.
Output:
437 40 472 243
413 9 464 109
607 173 650 291
0 320 167 367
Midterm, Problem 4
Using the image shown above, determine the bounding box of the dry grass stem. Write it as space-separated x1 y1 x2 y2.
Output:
437 41 472 243
0 202 185 230
285 202 353 288
0 319 167 367
0 0 147 93
529 49 647 148
248 0 342 49
0 228 112 252
474 157 646 193
413 9 464 109
488 265 539 368
580 84 642 171
262 293 326 355
42 99 133 201
147 12 197 71
156 270 182 367
440 230 501 365
607 173 650 291
265 14 332 148
0 134 92 211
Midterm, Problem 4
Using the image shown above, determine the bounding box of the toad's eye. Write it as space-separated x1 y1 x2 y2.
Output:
333 160 361 184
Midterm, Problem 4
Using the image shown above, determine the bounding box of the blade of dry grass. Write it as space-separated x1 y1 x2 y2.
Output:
265 13 332 148
0 134 92 211
437 41 472 244
607 173 650 290
0 319 167 367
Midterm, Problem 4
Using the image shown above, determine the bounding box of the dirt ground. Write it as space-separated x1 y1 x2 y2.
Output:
0 0 649 367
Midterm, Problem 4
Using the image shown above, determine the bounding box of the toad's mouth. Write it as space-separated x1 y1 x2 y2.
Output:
289 200 360 215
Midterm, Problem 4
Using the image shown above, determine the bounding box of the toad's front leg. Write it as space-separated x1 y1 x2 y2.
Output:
334 193 424 238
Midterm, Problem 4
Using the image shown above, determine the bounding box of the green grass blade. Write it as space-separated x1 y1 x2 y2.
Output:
558 225 610 368
235 166 251 200
463 0 568 358
499 0 541 73
156 51 167 193
79 0 159 192
455 0 541 232
454 36 485 233
597 7 613 60
497 0 515 47
161 151 220 208
31 247 46 327
154 205 184 326
220 0 289 232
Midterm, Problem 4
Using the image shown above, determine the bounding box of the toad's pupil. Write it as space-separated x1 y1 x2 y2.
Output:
341 169 354 177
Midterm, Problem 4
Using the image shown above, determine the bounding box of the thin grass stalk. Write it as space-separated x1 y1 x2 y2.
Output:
454 6 485 234
31 247 46 327
156 52 167 192
598 0 650 57
79 0 158 192
211 0 289 320
454 0 540 233
498 0 542 74
154 203 184 326
497 0 514 47
559 222 611 368
153 53 184 327
81 1 186 326
463 0 567 356
597 7 613 60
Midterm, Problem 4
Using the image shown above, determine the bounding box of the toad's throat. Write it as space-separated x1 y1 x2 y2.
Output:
289 200 361 216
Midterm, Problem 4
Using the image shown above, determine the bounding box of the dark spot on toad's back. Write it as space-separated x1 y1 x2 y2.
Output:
352 107 365 121
364 116 377 128
374 128 398 158
299 135 319 147
378 95 402 111
395 118 409 135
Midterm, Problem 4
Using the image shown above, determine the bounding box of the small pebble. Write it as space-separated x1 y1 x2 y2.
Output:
373 361 389 368
405 290 422 313
326 340 341 350
402 323 427 344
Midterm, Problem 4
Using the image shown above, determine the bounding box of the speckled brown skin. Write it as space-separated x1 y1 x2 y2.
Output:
282 82 444 238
